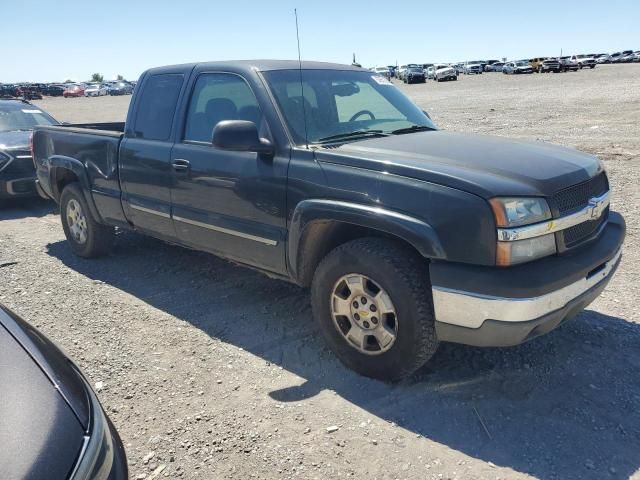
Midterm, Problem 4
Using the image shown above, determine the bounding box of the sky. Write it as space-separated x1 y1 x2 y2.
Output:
3 0 638 83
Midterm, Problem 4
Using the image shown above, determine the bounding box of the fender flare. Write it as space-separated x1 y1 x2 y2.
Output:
48 155 104 223
287 199 446 283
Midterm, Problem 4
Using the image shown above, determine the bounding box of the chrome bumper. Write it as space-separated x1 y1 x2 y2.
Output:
432 248 621 330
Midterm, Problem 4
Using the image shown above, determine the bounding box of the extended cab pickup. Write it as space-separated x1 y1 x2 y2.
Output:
33 61 625 381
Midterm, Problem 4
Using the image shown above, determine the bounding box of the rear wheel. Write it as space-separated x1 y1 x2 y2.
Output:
311 238 438 381
60 183 115 258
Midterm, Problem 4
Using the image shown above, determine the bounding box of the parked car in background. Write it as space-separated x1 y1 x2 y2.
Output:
106 81 133 95
484 62 505 72
16 85 43 100
63 84 85 97
464 62 483 74
32 60 625 381
0 98 60 199
431 64 457 82
0 305 128 480
502 60 534 74
559 56 580 71
403 66 426 84
619 50 635 62
534 57 561 73
84 83 109 97
373 66 391 79
484 60 500 71
453 63 465 74
43 84 65 96
608 52 623 63
571 55 596 69
0 84 19 97
595 54 611 64
633 51 640 62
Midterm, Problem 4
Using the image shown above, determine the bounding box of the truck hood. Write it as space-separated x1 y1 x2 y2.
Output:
0 130 31 149
314 131 603 198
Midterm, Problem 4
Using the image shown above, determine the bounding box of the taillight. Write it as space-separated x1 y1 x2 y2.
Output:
30 132 36 168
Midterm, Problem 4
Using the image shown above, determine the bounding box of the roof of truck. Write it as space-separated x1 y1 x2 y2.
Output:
144 60 365 76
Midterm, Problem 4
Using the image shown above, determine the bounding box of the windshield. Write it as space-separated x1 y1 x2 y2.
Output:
515 61 530 66
435 64 449 69
263 69 436 145
0 103 58 132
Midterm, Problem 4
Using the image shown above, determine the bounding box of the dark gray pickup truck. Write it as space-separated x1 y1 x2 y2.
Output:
33 60 625 381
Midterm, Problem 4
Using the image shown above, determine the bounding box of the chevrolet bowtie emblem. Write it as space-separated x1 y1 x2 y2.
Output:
587 197 605 219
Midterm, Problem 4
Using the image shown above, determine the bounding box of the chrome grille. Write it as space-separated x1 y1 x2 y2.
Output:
550 173 609 214
2 149 34 175
551 173 610 249
563 207 609 248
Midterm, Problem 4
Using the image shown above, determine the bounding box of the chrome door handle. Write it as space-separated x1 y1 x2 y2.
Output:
172 159 190 172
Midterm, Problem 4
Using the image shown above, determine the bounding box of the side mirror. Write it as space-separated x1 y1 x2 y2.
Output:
212 120 274 156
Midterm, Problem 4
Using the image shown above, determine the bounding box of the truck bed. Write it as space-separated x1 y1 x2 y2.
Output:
38 122 125 137
32 123 127 226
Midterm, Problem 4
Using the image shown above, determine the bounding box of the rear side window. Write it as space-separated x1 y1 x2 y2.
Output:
134 74 183 140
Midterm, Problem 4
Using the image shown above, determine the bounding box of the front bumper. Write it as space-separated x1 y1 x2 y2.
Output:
430 212 625 347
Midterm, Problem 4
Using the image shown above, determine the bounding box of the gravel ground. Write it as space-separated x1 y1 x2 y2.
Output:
2 64 639 480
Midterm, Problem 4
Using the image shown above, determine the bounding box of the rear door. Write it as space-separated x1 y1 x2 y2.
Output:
119 72 186 241
169 71 288 273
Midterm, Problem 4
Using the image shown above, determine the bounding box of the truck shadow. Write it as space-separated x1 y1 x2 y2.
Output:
46 232 640 480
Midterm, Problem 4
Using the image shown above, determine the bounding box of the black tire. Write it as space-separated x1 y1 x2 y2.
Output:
60 183 115 258
311 238 438 381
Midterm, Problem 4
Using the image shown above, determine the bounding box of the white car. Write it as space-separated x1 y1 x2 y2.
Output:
84 84 109 97
464 63 483 74
431 64 458 82
570 55 596 69
373 67 391 78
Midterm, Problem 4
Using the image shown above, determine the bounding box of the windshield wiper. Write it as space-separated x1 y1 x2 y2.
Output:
316 130 388 144
390 125 436 135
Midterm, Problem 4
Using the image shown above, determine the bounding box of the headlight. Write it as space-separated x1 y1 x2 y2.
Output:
489 197 551 228
490 197 555 266
0 151 11 171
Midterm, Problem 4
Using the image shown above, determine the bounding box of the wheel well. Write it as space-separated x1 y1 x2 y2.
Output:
296 221 424 287
53 168 79 201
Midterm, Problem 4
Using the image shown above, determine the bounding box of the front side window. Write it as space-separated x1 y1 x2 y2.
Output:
264 69 436 145
134 74 183 140
184 73 263 143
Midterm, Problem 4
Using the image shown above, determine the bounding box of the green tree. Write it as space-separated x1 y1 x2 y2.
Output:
116 74 124 81
90 73 104 83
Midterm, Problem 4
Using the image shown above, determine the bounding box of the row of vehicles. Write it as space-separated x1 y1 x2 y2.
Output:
61 81 135 97
0 80 135 99
373 49 638 84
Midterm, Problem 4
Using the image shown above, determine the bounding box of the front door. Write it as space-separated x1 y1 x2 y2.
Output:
170 72 288 273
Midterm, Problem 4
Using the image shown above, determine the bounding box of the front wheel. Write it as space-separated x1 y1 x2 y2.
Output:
60 183 115 258
311 238 438 381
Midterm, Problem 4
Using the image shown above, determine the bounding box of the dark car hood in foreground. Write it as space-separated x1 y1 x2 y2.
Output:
0 130 31 149
0 306 88 479
315 131 602 198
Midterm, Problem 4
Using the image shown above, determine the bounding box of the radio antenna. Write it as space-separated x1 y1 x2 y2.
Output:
294 8 309 149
